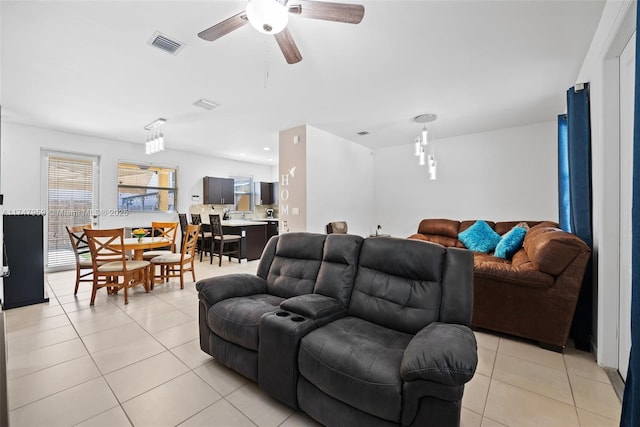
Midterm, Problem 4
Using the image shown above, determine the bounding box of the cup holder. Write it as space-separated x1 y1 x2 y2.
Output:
276 311 290 317
291 316 305 322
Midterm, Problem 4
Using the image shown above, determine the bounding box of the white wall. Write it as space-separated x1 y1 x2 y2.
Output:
306 126 374 237
373 121 558 238
278 126 307 233
573 0 636 367
1 122 276 230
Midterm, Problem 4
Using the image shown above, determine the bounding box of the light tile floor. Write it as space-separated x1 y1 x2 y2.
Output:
3 258 622 426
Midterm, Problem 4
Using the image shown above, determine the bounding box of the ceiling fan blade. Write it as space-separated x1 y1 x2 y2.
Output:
274 28 303 64
289 1 364 24
198 11 248 42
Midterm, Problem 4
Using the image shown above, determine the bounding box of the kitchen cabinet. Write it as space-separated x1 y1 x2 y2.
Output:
255 182 278 206
203 176 234 205
222 222 267 261
219 220 279 261
265 220 279 241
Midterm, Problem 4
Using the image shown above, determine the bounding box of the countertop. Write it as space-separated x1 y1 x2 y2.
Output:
221 219 271 226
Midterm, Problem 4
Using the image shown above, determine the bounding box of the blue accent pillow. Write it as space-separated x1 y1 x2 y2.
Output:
494 226 528 259
458 220 501 253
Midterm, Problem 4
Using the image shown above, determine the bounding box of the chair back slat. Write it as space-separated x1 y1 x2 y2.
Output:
66 224 92 259
183 224 200 259
209 214 223 237
178 213 188 234
151 221 178 251
85 228 128 268
191 213 202 225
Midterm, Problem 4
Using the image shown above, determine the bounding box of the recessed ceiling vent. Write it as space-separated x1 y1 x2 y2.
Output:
148 32 184 55
357 131 370 136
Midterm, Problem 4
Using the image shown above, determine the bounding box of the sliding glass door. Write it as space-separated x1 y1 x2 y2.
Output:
42 150 100 270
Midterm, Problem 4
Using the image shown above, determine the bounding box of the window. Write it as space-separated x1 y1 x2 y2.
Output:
118 162 177 212
44 151 99 268
232 176 253 212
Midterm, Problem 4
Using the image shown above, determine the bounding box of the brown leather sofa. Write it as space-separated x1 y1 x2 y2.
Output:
408 219 591 351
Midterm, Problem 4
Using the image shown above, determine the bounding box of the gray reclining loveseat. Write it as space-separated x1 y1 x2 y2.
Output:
196 232 477 426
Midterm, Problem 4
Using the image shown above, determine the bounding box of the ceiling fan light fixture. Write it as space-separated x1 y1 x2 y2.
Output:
246 0 289 34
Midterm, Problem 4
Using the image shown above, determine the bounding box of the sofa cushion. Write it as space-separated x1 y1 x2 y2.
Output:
417 219 460 238
523 227 587 276
510 248 530 268
348 237 445 334
401 322 477 386
458 220 501 253
266 233 326 298
298 316 413 422
494 221 539 235
459 220 496 233
474 258 554 288
209 294 283 350
409 233 459 247
494 226 528 259
314 234 364 306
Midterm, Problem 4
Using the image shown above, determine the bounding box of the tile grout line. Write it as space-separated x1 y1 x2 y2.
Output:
5 278 121 421
46 274 138 427
562 345 582 426
56 269 245 426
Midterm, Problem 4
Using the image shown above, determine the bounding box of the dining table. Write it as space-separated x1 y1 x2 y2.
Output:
118 237 172 260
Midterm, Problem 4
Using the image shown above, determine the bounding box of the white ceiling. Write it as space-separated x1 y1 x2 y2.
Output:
1 0 605 166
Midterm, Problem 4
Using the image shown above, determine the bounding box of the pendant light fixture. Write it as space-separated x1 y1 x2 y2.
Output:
144 118 167 155
413 114 438 180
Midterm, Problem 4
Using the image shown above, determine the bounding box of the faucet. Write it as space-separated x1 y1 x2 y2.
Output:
241 212 246 220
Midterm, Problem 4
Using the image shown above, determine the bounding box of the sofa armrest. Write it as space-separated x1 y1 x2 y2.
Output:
401 322 477 386
196 274 267 306
280 294 346 321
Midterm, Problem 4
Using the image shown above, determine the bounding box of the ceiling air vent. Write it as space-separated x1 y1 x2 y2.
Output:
148 32 184 55
357 131 370 136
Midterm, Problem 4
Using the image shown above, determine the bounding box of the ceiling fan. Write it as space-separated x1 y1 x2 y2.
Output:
198 0 365 64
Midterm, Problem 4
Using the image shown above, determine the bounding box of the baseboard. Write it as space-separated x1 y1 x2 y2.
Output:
604 368 625 403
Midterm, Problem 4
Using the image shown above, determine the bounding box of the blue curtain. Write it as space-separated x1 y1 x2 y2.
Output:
621 3 640 424
558 114 571 232
565 83 593 351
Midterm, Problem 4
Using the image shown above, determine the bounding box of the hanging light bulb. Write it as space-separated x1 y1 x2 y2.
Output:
412 113 438 174
158 131 164 151
429 158 437 180
154 130 160 153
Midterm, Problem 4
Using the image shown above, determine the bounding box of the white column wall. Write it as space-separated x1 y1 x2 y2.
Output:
306 126 374 237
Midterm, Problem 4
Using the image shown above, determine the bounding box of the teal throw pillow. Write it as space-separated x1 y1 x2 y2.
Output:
494 226 528 259
458 220 501 253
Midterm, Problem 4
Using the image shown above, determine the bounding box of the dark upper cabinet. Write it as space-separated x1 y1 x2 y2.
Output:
255 182 278 206
203 176 235 205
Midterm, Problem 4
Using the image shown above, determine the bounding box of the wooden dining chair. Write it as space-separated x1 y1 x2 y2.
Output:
151 224 200 289
142 221 178 260
209 214 242 266
85 228 150 305
66 224 94 295
190 213 211 257
178 213 188 252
